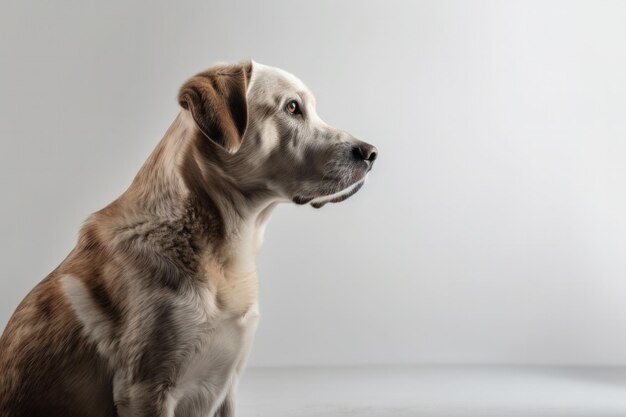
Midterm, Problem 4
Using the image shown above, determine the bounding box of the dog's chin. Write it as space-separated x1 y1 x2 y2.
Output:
292 176 367 209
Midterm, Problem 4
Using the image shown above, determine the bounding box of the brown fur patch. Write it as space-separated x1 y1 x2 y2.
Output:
178 61 252 154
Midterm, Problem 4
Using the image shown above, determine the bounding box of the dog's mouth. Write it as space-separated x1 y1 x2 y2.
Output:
291 154 376 209
292 176 367 209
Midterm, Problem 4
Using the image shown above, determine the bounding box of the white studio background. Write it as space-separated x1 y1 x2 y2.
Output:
1 0 625 368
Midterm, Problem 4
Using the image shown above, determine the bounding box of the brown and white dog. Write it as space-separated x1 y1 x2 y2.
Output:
0 61 377 417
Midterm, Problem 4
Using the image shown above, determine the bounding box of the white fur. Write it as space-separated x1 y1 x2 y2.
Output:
60 275 115 357
174 302 259 416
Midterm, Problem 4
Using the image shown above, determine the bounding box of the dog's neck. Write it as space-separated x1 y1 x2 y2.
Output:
117 111 277 276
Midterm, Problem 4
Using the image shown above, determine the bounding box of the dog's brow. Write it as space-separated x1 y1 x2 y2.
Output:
298 91 315 106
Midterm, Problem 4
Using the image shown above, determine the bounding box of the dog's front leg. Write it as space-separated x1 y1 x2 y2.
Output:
114 381 177 417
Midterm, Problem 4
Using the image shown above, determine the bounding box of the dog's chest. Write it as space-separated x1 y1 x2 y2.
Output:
167 235 262 413
171 282 259 414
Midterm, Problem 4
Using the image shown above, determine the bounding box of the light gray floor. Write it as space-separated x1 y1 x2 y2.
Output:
236 365 626 417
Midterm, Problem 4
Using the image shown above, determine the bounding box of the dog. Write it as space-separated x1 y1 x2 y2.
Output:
0 61 377 417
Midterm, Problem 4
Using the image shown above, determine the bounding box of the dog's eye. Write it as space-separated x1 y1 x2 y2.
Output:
285 100 301 115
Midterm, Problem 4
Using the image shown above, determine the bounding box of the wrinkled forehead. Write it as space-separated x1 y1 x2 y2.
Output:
248 62 315 106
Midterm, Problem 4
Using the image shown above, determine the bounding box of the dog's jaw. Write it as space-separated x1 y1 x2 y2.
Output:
310 177 366 208
291 175 368 209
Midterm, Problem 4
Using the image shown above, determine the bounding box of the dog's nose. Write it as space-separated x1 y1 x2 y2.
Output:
352 143 378 163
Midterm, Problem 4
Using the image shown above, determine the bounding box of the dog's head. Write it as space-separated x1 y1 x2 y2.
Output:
178 61 377 208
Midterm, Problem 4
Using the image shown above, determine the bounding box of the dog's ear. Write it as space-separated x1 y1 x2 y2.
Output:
178 61 252 154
